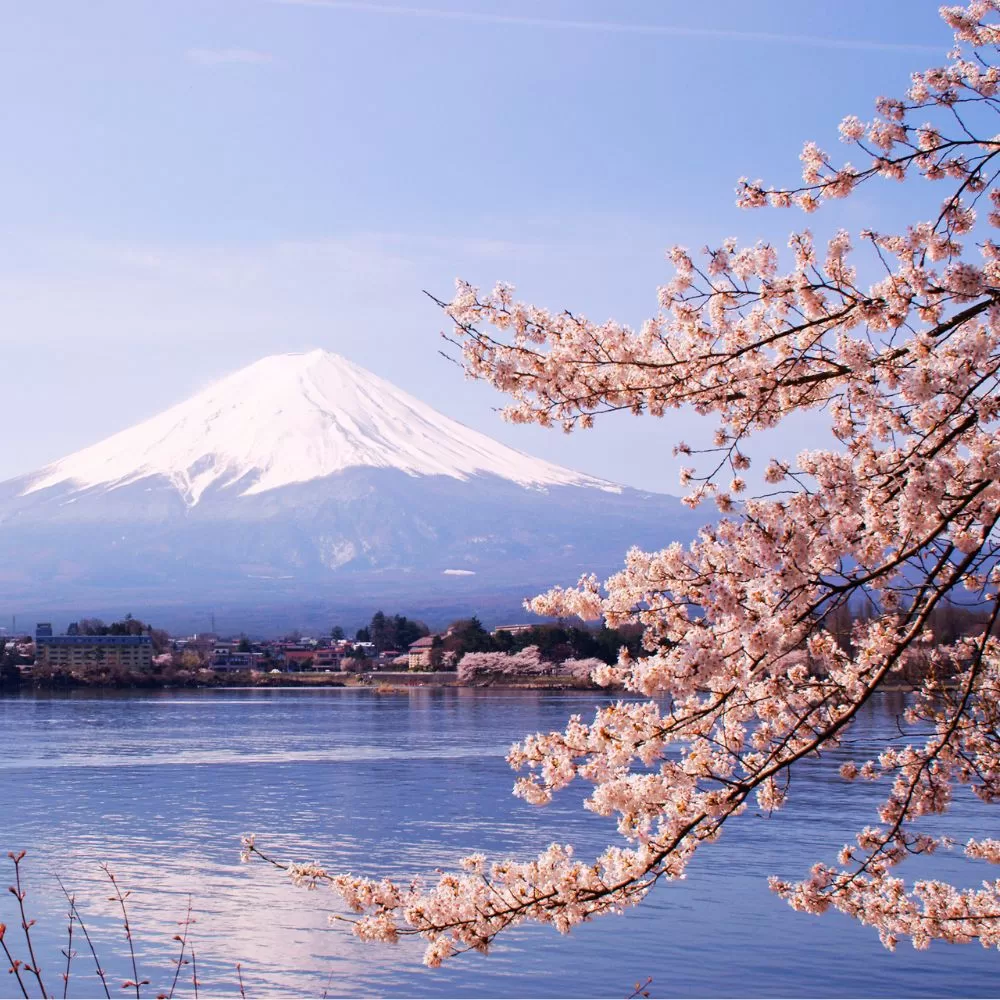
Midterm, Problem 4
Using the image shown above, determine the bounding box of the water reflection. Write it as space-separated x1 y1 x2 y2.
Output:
0 688 996 997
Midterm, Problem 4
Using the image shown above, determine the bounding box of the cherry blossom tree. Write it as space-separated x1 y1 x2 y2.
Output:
456 646 605 685
245 2 1000 964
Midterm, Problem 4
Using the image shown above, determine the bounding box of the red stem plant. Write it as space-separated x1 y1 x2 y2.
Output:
2 855 223 1000
0 918 31 1000
245 0 1000 968
166 898 193 1000
100 864 148 999
9 851 49 998
55 875 111 1000
60 892 74 1000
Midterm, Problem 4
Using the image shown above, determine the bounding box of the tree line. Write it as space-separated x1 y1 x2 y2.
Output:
329 611 643 667
68 614 170 653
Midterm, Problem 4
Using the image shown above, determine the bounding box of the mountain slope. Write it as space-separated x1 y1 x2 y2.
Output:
0 350 697 611
22 350 616 505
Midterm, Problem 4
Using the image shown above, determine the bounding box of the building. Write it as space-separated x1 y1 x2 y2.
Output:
34 623 153 671
313 649 339 669
407 635 437 670
279 645 317 670
492 624 536 637
212 651 261 671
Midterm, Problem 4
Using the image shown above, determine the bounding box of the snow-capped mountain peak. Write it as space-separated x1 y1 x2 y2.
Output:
23 349 618 505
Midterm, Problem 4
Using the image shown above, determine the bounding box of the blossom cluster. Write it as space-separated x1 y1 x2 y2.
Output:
249 1 1000 964
456 646 604 685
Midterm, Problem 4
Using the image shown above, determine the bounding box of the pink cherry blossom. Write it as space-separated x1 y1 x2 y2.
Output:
245 2 1000 965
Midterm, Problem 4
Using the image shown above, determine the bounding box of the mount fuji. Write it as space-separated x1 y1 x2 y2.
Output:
0 350 697 626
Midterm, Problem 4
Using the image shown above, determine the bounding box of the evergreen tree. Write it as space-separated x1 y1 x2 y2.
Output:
369 611 390 651
0 642 19 687
391 614 427 650
444 617 493 657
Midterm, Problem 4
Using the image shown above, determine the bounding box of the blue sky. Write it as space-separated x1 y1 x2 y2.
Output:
0 0 951 491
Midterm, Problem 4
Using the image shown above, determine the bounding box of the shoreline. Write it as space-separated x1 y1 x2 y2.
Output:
0 671 926 695
0 668 602 693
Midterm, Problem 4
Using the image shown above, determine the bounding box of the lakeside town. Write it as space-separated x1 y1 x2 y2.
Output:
1 599 993 694
0 611 645 690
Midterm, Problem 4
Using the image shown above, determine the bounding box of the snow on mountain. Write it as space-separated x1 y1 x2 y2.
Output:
23 349 619 505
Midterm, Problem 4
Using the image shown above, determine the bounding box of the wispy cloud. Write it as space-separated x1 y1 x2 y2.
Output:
269 0 940 53
187 48 274 66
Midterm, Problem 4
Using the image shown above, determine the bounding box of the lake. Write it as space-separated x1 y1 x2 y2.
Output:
0 687 996 997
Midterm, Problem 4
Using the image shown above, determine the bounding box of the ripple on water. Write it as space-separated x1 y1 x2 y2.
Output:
0 688 996 998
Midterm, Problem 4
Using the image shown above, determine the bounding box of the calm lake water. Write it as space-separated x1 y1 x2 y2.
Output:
0 687 997 998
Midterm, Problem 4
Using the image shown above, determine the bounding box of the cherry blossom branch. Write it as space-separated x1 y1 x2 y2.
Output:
249 0 1000 964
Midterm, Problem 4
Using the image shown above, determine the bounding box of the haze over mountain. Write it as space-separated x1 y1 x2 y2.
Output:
0 351 697 630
